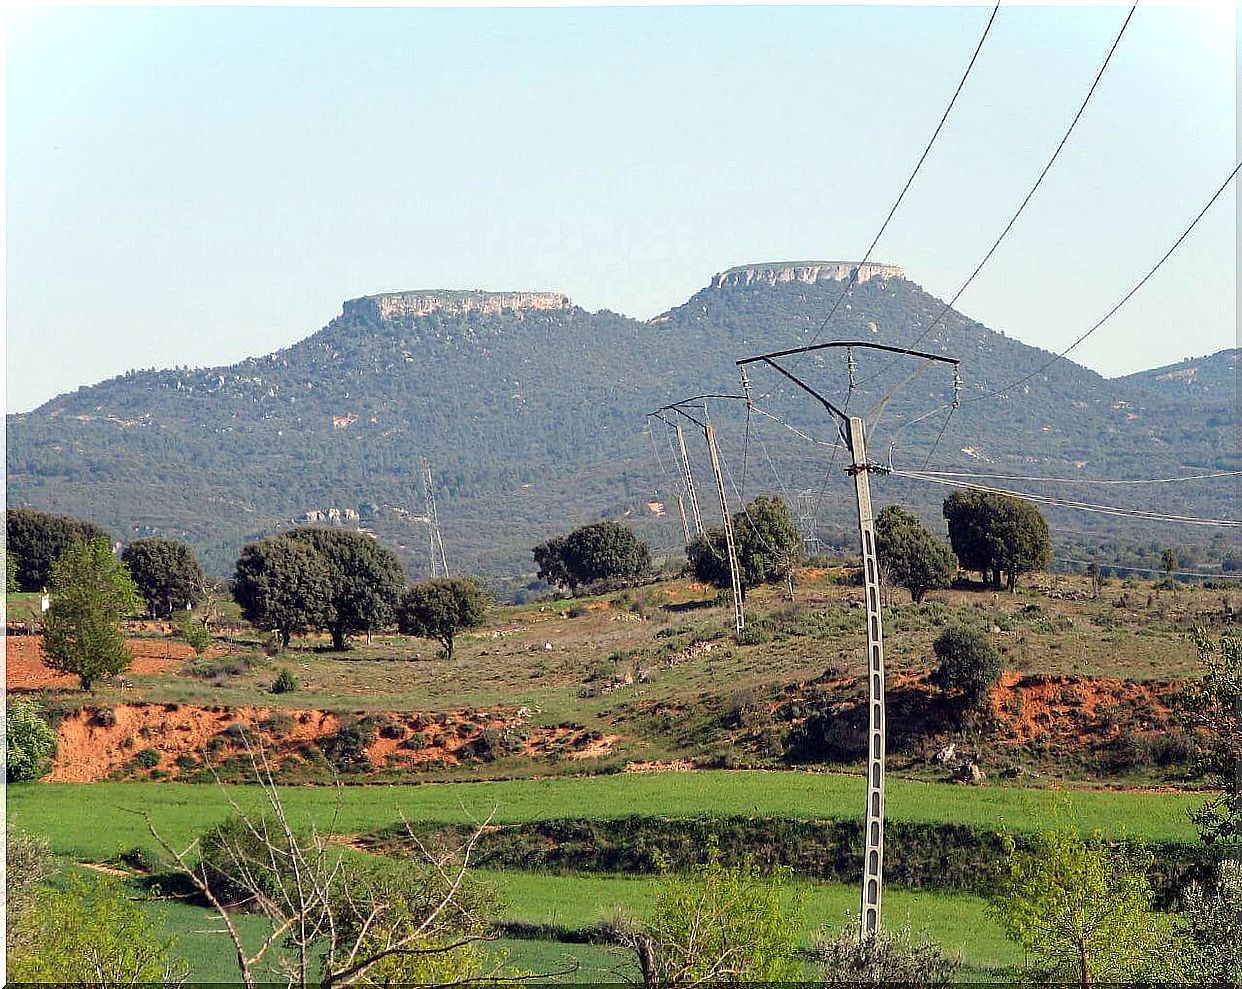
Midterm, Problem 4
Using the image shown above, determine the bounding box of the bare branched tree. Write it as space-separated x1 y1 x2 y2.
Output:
145 733 576 987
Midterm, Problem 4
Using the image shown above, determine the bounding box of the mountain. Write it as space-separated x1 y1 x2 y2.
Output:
1116 348 1238 406
7 264 1237 585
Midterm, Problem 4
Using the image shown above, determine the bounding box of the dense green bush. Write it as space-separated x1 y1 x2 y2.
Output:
198 813 301 905
271 668 299 694
8 874 187 983
177 613 213 655
930 626 1002 710
626 847 804 983
259 712 296 736
318 720 377 773
811 920 961 985
6 698 57 782
132 747 161 769
6 830 52 955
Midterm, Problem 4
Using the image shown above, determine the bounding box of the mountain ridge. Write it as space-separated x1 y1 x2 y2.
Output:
7 267 1237 584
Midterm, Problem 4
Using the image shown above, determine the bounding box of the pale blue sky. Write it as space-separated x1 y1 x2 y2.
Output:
5 4 1236 413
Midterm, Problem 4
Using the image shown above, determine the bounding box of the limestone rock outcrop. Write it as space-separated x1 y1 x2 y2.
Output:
711 261 904 289
343 290 571 322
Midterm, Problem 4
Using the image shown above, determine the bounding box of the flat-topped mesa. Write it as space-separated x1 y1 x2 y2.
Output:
343 290 572 322
712 261 904 290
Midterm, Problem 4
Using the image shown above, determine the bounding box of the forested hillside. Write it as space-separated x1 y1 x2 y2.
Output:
1117 348 1238 406
7 267 1236 582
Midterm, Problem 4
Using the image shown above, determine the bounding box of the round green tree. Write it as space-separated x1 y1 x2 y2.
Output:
121 537 206 617
6 508 111 592
875 505 956 603
687 495 800 600
942 491 1050 591
562 521 651 588
41 537 142 691
930 625 1002 711
233 537 333 649
285 527 405 649
397 577 489 659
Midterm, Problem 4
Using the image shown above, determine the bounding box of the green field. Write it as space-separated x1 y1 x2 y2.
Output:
10 771 1203 864
135 866 1021 983
5 590 43 624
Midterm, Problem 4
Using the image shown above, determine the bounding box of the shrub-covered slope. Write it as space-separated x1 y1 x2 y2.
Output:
7 270 1236 577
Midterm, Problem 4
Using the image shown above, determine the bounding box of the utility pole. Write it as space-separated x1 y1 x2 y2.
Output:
847 413 886 936
653 396 751 638
675 422 705 537
738 340 958 938
705 418 745 638
648 416 695 548
421 458 449 578
794 489 826 558
675 494 691 545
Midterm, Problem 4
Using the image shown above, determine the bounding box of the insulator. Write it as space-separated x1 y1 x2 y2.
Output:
847 348 858 390
951 371 962 409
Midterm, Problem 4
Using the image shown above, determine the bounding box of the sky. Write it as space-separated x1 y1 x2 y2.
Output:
5 3 1237 413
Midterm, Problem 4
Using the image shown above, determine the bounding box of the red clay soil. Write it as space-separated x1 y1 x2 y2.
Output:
47 704 617 782
987 671 1180 746
5 636 203 691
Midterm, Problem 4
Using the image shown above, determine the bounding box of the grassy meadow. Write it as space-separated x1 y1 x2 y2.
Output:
8 567 1230 983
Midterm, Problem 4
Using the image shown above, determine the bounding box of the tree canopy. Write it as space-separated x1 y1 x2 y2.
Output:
8 874 187 985
942 491 1051 591
285 527 405 649
533 521 650 593
397 577 489 659
930 626 1002 711
687 496 801 600
233 537 333 649
121 537 205 617
6 508 111 592
41 537 142 690
988 826 1165 986
875 505 956 603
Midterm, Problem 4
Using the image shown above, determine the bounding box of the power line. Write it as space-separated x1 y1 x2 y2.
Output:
913 468 1242 485
897 157 1242 425
892 467 1242 526
959 157 1242 405
805 3 1001 347
1053 557 1242 580
858 4 1137 395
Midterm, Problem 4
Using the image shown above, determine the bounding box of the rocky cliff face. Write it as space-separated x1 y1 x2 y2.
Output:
712 261 904 289
343 290 572 322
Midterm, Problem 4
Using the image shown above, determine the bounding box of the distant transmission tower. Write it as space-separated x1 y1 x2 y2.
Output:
794 489 825 558
421 459 449 577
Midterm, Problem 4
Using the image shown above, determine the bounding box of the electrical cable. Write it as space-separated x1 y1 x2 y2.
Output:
911 468 1242 485
960 158 1242 406
806 3 1001 347
1052 557 1242 580
897 157 1242 425
892 468 1242 526
855 4 1137 387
